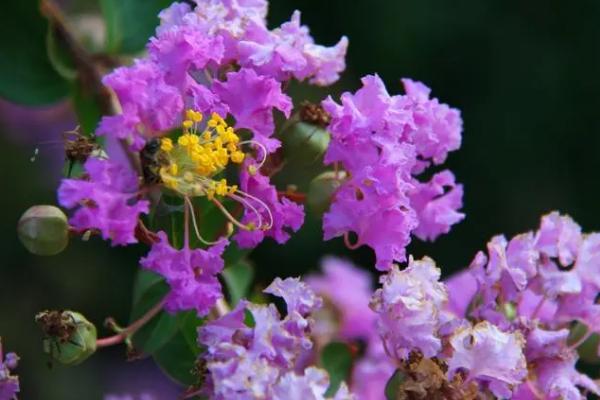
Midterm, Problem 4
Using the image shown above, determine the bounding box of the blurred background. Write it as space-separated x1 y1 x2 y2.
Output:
1 0 599 398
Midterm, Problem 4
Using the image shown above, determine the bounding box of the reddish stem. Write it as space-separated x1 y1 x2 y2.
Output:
277 191 306 203
96 298 166 348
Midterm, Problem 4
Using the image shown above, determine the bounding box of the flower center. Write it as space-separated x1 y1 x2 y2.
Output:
159 110 245 199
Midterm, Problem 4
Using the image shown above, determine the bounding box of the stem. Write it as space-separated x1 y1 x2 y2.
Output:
96 298 167 348
40 0 141 175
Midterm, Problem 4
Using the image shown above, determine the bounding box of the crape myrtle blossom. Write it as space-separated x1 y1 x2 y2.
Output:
370 256 529 398
370 256 448 360
140 232 227 315
57 157 150 246
97 0 347 152
0 339 19 400
198 277 355 399
443 211 600 399
322 75 464 270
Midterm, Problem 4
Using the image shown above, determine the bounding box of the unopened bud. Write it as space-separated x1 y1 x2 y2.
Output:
35 310 97 366
307 171 346 216
18 205 69 256
282 122 330 163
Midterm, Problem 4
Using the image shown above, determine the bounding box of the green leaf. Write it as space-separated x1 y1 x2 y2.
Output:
129 270 178 355
222 260 254 306
321 342 353 397
384 369 406 400
100 0 173 54
154 312 203 386
0 2 69 104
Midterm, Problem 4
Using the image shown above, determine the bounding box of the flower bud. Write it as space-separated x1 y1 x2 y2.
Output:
35 310 97 366
307 171 345 216
18 205 69 256
282 122 330 163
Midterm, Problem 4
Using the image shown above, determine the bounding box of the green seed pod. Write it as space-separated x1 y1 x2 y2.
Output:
18 205 69 256
36 310 97 366
307 171 346 216
282 122 330 163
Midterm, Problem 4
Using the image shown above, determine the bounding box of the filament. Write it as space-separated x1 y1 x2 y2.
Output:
184 196 220 245
234 189 274 230
212 197 254 231
229 192 263 229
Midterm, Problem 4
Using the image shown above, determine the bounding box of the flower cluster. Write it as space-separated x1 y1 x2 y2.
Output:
55 0 350 317
322 76 464 270
0 339 19 400
197 277 354 399
367 212 600 399
98 0 347 152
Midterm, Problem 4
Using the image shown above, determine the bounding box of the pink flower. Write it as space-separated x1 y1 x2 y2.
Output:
97 60 183 150
233 158 304 248
321 75 464 269
409 170 464 241
58 158 149 246
370 257 447 360
447 321 527 398
140 232 227 315
212 68 292 152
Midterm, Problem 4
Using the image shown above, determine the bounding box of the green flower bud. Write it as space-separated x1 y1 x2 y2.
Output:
18 205 69 256
307 171 346 216
282 122 330 163
36 310 97 366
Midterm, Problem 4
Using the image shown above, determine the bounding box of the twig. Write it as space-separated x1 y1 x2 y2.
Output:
96 297 167 348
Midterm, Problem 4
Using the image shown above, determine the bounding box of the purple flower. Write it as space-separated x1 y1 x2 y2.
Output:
447 321 527 398
140 232 227 316
233 158 305 248
149 23 224 87
58 157 149 246
0 340 19 400
401 78 462 166
238 11 348 86
535 211 581 266
97 60 183 150
212 68 292 152
441 211 600 398
321 75 463 269
370 257 447 360
199 278 355 399
272 367 354 400
306 257 376 341
409 170 464 241
536 357 600 400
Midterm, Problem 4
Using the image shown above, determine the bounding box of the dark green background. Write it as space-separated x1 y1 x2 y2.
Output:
1 0 599 398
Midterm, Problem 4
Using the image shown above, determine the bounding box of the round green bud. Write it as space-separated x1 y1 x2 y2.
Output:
282 122 330 163
307 171 346 216
18 205 69 256
36 310 97 366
